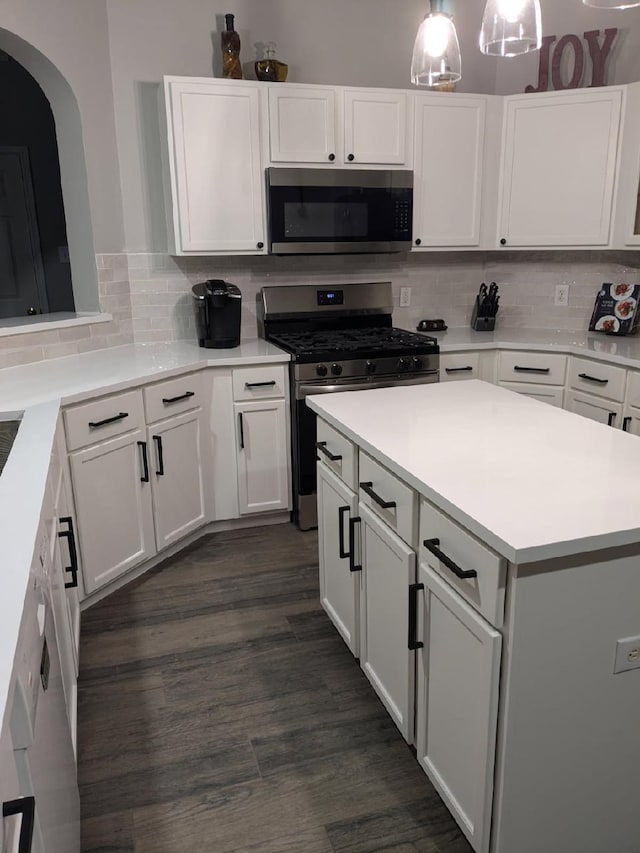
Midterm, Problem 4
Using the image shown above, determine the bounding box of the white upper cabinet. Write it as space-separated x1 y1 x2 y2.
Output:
267 84 411 167
498 88 623 247
611 83 640 247
412 93 486 248
161 77 266 255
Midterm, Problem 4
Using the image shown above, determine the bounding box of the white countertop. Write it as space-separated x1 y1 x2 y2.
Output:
308 380 640 564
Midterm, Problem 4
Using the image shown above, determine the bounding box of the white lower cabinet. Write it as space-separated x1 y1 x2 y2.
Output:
234 398 290 514
565 390 623 427
317 462 360 656
621 405 640 435
359 504 416 743
415 563 501 853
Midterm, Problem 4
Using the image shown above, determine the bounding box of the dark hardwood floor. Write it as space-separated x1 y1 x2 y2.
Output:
78 522 472 853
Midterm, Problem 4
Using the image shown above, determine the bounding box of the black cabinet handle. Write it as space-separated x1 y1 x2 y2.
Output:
153 435 165 475
360 481 396 510
245 381 276 389
500 238 507 245
578 373 608 385
162 391 194 404
423 538 478 580
348 153 355 161
514 366 550 374
2 796 35 853
338 505 350 559
328 153 336 161
348 516 362 573
607 412 617 427
445 366 473 374
89 412 128 429
415 238 422 246
58 516 79 590
408 583 425 651
257 241 264 249
138 441 149 483
316 441 342 462
238 412 245 449
623 416 632 432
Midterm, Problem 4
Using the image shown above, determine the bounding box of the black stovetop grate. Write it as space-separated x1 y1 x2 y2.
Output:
269 327 438 357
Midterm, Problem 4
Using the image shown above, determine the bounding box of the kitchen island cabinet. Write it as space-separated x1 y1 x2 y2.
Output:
309 380 640 853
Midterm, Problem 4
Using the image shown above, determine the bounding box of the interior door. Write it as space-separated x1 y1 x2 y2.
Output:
0 147 48 317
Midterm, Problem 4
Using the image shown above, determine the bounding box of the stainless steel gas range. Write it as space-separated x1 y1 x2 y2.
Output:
257 281 440 530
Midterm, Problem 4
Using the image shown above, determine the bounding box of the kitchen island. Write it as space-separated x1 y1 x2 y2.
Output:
308 380 640 853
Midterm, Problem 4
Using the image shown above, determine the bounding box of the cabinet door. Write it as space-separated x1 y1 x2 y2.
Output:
621 406 640 436
416 563 501 853
499 89 622 247
148 410 206 550
268 85 337 163
413 94 485 247
359 504 416 743
499 382 564 408
565 391 623 428
343 89 408 165
165 79 265 253
70 431 156 595
317 462 359 656
235 399 290 514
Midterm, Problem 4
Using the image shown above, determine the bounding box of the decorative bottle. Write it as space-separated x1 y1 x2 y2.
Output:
255 42 288 83
221 13 242 79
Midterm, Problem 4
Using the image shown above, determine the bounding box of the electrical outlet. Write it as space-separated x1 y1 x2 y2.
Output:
555 284 569 306
400 287 411 307
614 635 640 674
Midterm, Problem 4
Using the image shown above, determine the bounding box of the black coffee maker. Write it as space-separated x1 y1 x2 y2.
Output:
192 280 242 348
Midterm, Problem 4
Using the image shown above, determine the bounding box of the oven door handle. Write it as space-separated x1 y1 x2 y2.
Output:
297 374 439 398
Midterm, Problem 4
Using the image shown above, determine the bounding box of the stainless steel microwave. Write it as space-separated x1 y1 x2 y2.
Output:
266 167 413 254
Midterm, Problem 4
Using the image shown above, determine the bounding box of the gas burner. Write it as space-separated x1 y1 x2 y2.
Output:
269 327 438 362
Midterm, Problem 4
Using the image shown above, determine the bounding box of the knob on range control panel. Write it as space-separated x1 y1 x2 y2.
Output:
412 357 423 370
397 358 410 372
365 361 376 375
316 364 328 377
331 363 343 376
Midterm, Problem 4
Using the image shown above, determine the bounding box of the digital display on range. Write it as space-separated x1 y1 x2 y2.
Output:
317 289 344 306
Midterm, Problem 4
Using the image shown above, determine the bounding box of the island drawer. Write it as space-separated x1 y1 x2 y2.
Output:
440 353 480 381
499 382 564 407
144 371 203 424
419 499 506 628
232 365 287 401
316 419 357 490
359 452 417 546
568 357 626 401
64 389 145 451
498 351 567 386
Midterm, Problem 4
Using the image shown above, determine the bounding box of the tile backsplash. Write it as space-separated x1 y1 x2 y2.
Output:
2 250 640 370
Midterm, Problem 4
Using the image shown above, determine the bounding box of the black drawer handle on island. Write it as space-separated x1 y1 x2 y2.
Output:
58 516 79 589
360 481 396 509
514 366 550 374
423 538 478 580
338 505 350 559
153 435 165 475
245 381 276 389
162 391 195 404
88 412 128 429
623 416 632 432
578 373 608 385
316 441 342 462
3 796 35 853
137 440 150 483
445 366 473 374
348 516 362 572
408 583 425 650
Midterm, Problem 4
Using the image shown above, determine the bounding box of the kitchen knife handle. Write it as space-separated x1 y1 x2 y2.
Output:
408 583 425 651
423 538 478 580
578 373 608 385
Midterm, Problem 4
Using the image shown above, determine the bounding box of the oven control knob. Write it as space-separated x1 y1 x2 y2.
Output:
412 357 423 371
331 363 343 376
365 360 376 375
316 364 328 377
397 358 410 372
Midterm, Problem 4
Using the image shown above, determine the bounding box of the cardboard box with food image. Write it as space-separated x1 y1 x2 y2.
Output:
589 283 640 335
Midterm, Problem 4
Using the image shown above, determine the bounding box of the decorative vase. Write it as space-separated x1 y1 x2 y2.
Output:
255 42 288 83
221 13 242 79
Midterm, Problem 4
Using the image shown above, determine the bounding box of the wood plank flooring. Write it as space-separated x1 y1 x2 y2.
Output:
78 522 472 853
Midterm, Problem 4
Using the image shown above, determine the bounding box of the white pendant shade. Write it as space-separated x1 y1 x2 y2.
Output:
411 12 462 86
583 0 640 7
479 0 542 57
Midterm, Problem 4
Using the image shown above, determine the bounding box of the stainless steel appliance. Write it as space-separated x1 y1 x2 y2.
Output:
266 168 413 255
258 281 439 530
192 280 241 348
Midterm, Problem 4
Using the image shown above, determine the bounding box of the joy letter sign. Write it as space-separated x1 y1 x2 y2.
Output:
525 29 618 93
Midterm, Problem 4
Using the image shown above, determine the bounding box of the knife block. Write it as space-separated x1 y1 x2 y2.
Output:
471 297 496 331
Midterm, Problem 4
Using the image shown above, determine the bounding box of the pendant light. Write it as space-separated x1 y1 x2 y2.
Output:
411 0 462 87
583 0 640 8
479 0 542 57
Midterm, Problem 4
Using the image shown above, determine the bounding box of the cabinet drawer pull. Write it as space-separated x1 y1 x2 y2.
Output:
153 435 165 475
162 391 195 404
316 441 342 462
623 416 632 432
138 440 150 483
607 412 617 427
445 366 473 374
58 516 79 589
244 381 276 389
338 505 350 559
2 795 35 853
360 481 396 509
513 366 550 374
348 516 362 573
423 538 478 580
238 413 245 449
408 583 425 651
578 373 608 385
89 412 128 429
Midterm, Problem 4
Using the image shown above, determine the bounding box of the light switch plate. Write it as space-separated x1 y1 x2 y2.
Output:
613 635 640 674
